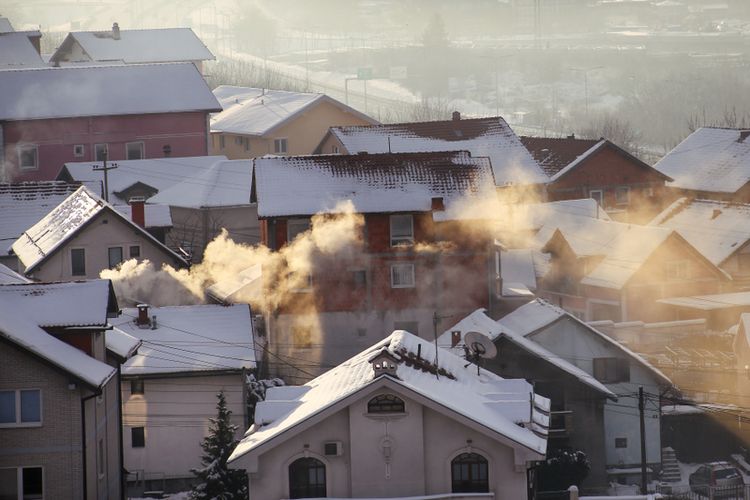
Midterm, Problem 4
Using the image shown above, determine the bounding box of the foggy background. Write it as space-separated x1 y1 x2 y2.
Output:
6 0 750 160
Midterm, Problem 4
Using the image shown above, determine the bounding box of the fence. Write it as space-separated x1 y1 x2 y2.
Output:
656 483 750 499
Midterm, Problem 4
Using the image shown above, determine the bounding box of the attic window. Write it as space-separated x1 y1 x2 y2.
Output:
367 394 405 414
17 145 38 170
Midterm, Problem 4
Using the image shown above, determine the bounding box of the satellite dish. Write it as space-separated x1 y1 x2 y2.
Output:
464 331 497 360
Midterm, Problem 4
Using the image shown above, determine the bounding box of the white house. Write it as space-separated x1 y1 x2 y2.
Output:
108 304 257 493
228 330 549 500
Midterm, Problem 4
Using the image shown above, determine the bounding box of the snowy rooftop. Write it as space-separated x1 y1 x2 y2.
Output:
657 291 750 311
0 32 46 68
0 263 29 284
254 151 496 218
498 198 610 236
655 127 750 194
521 136 600 177
0 280 117 327
0 299 115 389
329 116 547 186
230 330 548 463
211 86 376 136
59 155 227 204
11 186 185 273
148 159 253 208
650 197 750 266
0 17 14 33
439 308 615 398
501 249 537 292
206 264 262 305
0 182 80 251
113 204 173 228
51 27 214 64
110 304 256 376
0 63 221 122
105 328 141 361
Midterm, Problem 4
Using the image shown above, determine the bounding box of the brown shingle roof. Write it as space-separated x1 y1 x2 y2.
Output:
521 136 599 177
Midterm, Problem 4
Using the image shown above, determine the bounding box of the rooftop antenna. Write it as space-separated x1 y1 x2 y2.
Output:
463 331 497 376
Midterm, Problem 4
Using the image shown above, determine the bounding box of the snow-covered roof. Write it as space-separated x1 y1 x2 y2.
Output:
254 151 496 218
0 300 116 388
0 280 117 327
110 304 256 376
206 264 262 305
521 136 600 177
0 63 221 122
734 313 750 357
498 198 610 236
657 291 750 311
113 204 173 228
11 186 186 273
650 197 750 266
51 27 214 65
501 249 537 291
655 127 750 194
229 330 548 463
0 32 46 68
0 17 14 33
105 327 141 361
210 86 377 137
0 263 29 284
148 160 253 208
59 155 227 204
439 308 615 398
328 116 547 186
0 182 81 251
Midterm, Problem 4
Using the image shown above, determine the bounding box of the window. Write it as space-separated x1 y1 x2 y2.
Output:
73 144 85 157
643 186 654 197
615 437 627 448
131 427 145 448
287 218 311 242
289 457 326 499
130 379 144 395
94 143 108 161
129 245 141 259
17 145 38 170
615 186 630 205
451 452 489 493
71 248 86 276
219 135 225 149
235 136 243 145
391 263 415 288
108 247 123 269
666 260 689 280
390 214 414 246
0 467 43 500
332 145 339 154
0 389 41 427
393 321 418 335
126 141 144 160
352 270 367 287
593 358 630 384
367 394 405 414
589 189 603 206
274 138 288 154
292 326 312 349
98 439 105 477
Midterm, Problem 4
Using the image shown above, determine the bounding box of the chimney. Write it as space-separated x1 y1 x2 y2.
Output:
452 111 461 121
567 133 576 139
431 196 445 211
112 22 120 40
129 196 145 228
739 130 750 143
136 304 150 326
451 331 461 348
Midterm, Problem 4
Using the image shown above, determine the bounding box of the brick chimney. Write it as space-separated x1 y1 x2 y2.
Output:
136 304 150 326
112 22 121 40
129 196 145 228
452 111 461 121
451 330 461 348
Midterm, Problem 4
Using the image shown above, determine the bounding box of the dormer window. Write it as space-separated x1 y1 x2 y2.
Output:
367 394 405 414
369 349 400 378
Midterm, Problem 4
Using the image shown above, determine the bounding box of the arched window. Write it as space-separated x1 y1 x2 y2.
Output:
289 457 326 499
451 452 489 493
367 394 405 414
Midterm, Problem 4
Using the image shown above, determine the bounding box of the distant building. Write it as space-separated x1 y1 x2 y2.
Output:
0 30 45 69
210 86 377 159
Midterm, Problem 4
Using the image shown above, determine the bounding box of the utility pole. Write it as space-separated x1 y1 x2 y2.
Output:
92 149 117 203
639 386 648 495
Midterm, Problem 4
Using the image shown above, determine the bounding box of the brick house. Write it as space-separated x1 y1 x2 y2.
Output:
0 280 122 499
521 136 671 223
252 151 499 380
0 63 221 182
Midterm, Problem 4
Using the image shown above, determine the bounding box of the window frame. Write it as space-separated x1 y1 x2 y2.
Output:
130 379 144 396
131 426 145 448
451 452 489 493
615 186 630 206
287 218 311 243
108 246 124 269
0 389 42 428
367 393 406 414
593 357 630 384
390 263 415 288
291 325 313 349
589 189 603 206
70 247 86 276
666 260 690 281
125 141 145 160
389 214 414 247
73 144 85 157
0 466 44 500
129 245 141 259
17 144 39 171
288 457 326 499
94 143 108 162
615 437 628 448
274 138 288 154
219 135 226 149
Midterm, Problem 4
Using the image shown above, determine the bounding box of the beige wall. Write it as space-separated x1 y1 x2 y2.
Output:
210 100 375 159
318 133 347 155
122 373 246 481
28 209 183 282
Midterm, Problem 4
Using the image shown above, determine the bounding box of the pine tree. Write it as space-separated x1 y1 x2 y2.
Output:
190 392 248 500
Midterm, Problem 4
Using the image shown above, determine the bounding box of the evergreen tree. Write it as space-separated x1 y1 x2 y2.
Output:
190 392 248 500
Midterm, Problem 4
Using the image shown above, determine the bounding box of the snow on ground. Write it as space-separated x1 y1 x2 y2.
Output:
130 492 190 500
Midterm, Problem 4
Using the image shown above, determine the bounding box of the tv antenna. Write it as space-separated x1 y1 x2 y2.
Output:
463 331 497 375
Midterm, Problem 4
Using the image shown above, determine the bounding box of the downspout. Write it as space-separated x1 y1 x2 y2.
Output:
81 389 102 500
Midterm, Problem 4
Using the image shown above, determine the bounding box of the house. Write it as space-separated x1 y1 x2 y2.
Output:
11 186 187 282
654 127 750 202
0 63 221 182
734 314 750 413
107 304 256 494
651 197 750 284
210 86 378 158
0 279 123 499
315 113 547 197
0 30 46 69
539 218 729 322
49 24 215 73
522 136 671 223
228 330 548 500
253 150 499 380
656 291 750 331
0 182 82 269
441 300 674 486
